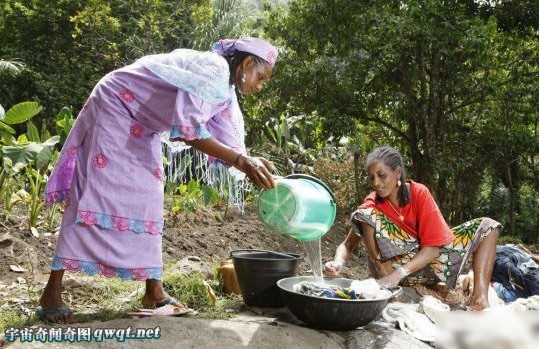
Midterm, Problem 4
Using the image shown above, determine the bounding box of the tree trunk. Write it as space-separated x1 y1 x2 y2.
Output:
353 152 362 204
535 209 539 243
400 51 435 192
506 163 517 236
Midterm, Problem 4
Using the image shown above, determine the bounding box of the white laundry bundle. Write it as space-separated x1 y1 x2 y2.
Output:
381 295 450 343
419 295 450 322
350 278 391 299
486 295 539 311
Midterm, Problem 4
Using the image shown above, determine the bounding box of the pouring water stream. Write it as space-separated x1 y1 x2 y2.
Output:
301 238 324 284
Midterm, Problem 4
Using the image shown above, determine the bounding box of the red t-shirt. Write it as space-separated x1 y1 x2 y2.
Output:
359 180 454 247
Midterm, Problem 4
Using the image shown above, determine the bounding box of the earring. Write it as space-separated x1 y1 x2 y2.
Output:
241 74 246 83
398 180 401 187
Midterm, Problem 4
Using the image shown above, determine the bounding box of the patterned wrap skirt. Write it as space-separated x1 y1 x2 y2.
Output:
351 208 501 288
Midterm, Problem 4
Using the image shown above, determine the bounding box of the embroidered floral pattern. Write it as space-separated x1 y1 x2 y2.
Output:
144 221 161 235
153 168 164 182
266 51 277 65
132 269 150 280
67 145 78 155
51 256 162 281
220 108 232 120
60 258 82 272
75 210 164 235
181 126 197 139
98 264 117 278
130 124 144 138
78 210 98 225
45 189 70 206
170 124 212 141
111 216 129 231
93 153 108 168
119 89 135 103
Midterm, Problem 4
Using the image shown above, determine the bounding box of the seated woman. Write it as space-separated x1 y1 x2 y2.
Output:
324 146 500 310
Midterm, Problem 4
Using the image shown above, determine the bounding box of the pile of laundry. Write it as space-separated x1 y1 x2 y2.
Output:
379 295 539 343
293 278 391 300
380 295 449 342
491 244 539 302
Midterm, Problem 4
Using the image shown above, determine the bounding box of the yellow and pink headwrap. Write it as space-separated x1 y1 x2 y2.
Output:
211 37 278 66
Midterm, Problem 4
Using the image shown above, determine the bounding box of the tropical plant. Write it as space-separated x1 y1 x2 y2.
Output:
167 179 222 215
0 101 61 228
54 106 75 143
0 58 25 76
0 102 42 144
0 101 45 212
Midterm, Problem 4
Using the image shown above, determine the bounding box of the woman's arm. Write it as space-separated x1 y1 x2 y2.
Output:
376 246 440 288
324 229 360 276
186 138 275 189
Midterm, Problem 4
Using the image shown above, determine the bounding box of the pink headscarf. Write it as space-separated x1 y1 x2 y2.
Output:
211 37 278 66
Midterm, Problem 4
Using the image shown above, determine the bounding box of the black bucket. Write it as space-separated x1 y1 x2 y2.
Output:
231 249 301 307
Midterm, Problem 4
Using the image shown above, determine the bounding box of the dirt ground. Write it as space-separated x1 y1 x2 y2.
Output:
0 203 369 286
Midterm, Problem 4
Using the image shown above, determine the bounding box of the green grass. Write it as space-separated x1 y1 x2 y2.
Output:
497 235 524 245
162 271 215 310
72 275 144 322
162 269 244 320
0 310 37 334
0 266 241 333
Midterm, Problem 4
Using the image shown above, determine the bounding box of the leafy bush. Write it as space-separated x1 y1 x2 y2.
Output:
166 179 222 215
313 152 370 211
0 102 70 229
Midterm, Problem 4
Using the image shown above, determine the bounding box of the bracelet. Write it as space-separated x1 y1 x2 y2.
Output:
233 153 243 166
396 266 410 278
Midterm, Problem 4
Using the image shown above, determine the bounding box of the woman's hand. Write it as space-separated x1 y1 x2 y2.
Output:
235 155 276 190
376 271 402 289
324 231 359 277
324 259 344 277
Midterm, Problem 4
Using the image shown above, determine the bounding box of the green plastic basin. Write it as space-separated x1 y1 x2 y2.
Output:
257 174 337 241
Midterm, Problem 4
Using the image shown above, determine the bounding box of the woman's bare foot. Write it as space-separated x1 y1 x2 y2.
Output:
38 270 75 324
141 279 188 310
467 295 489 311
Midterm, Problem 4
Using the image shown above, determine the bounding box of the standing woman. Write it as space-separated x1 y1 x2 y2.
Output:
39 37 278 323
325 146 500 310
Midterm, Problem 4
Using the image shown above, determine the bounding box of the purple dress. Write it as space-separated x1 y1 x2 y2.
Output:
44 60 241 281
